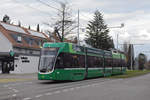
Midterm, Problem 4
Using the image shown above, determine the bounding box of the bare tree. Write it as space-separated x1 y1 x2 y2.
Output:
48 2 77 42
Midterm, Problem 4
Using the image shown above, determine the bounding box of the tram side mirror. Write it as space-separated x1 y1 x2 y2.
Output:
15 65 17 67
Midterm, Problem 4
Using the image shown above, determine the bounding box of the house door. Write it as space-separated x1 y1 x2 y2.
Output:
2 61 10 74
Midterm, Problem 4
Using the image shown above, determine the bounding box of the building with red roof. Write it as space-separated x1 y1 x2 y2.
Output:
0 21 51 74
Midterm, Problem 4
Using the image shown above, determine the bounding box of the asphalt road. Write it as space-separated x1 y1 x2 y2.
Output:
0 73 150 100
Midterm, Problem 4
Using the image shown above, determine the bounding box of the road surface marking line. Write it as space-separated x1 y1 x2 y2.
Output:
81 85 88 88
23 97 32 100
75 87 81 89
12 89 19 93
91 84 97 87
62 89 69 92
11 83 20 86
45 92 53 95
53 91 61 94
69 88 74 91
92 83 99 86
12 94 16 97
8 87 12 89
35 94 43 98
23 82 33 84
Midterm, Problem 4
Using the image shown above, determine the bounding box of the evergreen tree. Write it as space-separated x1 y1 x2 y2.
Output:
138 53 147 70
37 24 40 32
28 25 31 30
18 21 21 27
85 10 114 50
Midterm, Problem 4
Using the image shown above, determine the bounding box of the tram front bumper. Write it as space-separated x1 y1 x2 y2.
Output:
38 72 54 80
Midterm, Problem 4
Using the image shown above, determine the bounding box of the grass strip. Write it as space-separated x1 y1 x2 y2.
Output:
109 70 150 78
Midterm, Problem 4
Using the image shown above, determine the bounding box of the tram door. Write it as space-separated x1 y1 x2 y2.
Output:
85 48 88 78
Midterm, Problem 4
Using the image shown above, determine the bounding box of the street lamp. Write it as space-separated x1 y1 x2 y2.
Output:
108 23 125 50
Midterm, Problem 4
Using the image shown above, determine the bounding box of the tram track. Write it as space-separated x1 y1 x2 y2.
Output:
6 77 108 93
0 75 121 100
4 78 114 99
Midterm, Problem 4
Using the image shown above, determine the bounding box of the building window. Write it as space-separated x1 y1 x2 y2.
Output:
34 39 42 46
24 37 34 46
10 33 22 43
17 36 22 43
29 38 33 46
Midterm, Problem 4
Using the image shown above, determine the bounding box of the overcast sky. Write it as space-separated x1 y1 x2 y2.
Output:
1 0 150 58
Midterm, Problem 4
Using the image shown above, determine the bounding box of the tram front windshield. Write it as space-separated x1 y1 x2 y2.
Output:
39 47 58 72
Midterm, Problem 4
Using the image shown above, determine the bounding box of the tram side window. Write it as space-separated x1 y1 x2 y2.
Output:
113 59 117 67
55 53 85 69
99 57 103 67
118 59 121 67
122 60 126 67
87 56 93 68
71 54 85 68
97 57 103 67
104 58 108 67
104 58 111 67
115 59 121 67
93 57 101 68
108 58 112 67
116 59 119 67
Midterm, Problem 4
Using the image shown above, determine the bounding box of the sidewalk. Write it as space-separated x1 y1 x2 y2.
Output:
0 73 37 83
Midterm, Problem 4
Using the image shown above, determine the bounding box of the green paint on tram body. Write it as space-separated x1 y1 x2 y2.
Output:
39 42 126 81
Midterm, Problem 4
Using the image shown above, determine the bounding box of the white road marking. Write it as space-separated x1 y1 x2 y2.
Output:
75 87 81 89
35 94 43 98
8 87 12 89
45 92 53 95
81 85 88 88
62 89 69 92
12 94 16 97
22 97 32 100
53 91 61 94
92 83 99 86
69 88 74 91
10 83 20 86
24 82 33 84
12 89 19 93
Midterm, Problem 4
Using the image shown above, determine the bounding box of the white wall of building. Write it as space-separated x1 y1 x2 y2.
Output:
11 55 39 74
0 32 13 52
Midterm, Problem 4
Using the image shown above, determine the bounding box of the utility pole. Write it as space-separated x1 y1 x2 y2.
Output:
108 23 124 50
117 34 119 50
77 9 80 45
61 5 65 42
130 44 133 70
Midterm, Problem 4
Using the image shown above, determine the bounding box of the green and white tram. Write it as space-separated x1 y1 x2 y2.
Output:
38 42 126 81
